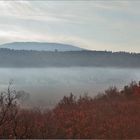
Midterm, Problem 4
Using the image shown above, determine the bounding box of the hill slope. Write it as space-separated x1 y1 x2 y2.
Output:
0 42 84 51
0 49 139 67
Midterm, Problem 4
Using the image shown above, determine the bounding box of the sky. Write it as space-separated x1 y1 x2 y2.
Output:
0 1 140 52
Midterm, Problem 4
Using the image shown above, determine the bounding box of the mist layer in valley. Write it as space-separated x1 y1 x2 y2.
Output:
0 67 140 107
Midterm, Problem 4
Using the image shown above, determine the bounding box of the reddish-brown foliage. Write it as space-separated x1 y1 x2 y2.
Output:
1 82 140 139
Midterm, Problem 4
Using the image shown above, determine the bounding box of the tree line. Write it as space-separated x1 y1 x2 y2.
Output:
0 48 140 67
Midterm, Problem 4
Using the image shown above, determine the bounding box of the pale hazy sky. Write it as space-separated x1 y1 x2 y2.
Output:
0 1 140 52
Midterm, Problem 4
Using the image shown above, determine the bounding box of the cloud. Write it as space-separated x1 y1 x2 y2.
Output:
0 1 140 52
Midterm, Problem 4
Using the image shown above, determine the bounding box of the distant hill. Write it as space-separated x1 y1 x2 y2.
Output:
0 49 139 67
0 42 84 51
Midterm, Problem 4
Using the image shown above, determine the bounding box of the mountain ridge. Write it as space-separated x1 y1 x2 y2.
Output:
0 42 84 51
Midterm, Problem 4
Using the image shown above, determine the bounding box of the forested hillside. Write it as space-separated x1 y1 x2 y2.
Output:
1 82 140 138
0 48 140 67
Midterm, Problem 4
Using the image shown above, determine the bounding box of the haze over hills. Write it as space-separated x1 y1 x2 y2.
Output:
0 42 84 51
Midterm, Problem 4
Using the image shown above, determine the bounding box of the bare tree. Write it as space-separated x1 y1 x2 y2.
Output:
0 80 28 127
